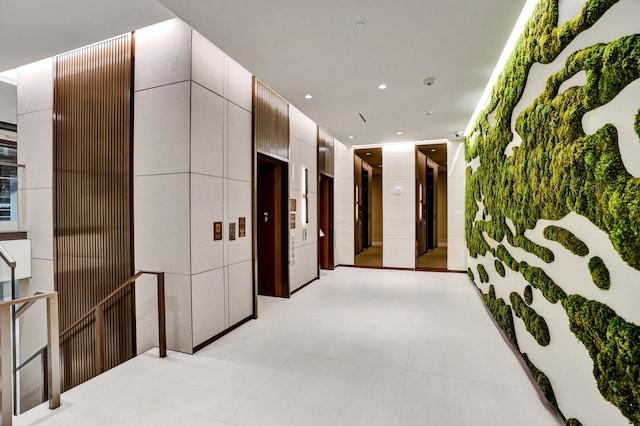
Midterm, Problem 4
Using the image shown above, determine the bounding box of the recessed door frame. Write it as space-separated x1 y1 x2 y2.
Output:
318 173 334 270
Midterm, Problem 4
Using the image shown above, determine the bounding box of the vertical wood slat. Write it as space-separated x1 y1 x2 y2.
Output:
318 127 334 177
254 79 290 160
53 34 134 391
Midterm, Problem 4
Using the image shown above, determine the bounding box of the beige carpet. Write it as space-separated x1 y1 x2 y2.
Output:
417 245 447 270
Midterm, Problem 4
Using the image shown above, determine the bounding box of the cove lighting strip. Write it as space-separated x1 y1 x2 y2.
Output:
464 0 539 136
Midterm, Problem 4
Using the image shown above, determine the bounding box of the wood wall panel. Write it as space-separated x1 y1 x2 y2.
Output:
53 34 134 391
254 79 289 160
318 126 334 177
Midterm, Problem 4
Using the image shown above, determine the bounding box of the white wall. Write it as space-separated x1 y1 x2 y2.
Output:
382 144 415 269
447 139 466 271
334 139 354 265
134 19 254 353
16 57 55 410
288 106 318 292
0 82 17 125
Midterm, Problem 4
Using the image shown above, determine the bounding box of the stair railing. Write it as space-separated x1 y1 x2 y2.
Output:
0 291 61 426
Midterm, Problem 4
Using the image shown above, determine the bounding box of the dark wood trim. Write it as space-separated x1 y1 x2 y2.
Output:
0 232 28 241
193 315 254 353
0 122 17 132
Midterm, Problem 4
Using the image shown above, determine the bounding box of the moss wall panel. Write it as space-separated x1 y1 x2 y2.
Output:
465 1 640 424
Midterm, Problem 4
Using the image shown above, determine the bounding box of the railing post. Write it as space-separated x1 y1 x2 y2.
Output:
95 303 105 375
157 273 167 358
41 347 49 403
46 293 60 410
1 303 13 425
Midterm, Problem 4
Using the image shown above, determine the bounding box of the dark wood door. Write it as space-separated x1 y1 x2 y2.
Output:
354 154 363 254
257 156 289 297
319 175 334 269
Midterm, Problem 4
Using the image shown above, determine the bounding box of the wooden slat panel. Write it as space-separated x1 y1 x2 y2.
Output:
53 34 134 391
318 126 334 177
254 79 290 160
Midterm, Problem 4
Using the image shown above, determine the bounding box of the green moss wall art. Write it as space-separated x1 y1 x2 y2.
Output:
465 0 640 424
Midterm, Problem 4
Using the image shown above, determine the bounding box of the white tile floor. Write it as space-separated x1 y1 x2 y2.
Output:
16 267 563 426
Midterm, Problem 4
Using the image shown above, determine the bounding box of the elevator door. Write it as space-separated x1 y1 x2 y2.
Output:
257 156 289 297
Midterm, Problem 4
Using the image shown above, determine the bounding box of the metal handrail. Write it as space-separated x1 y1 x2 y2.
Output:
0 162 25 169
0 292 61 426
59 271 167 374
0 244 16 268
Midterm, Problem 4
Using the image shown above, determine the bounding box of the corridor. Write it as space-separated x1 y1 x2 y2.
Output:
17 268 562 426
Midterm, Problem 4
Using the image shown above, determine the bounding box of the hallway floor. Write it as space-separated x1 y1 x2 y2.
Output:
17 268 562 426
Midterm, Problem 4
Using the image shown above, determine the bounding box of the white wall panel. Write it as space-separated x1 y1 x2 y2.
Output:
192 268 226 347
0 82 17 124
290 243 318 292
226 101 252 182
447 140 466 271
134 174 191 275
334 140 354 265
134 19 192 91
227 260 253 325
289 105 317 148
382 144 416 269
191 82 224 178
226 179 252 265
16 58 53 115
23 188 53 261
191 31 225 97
134 81 191 176
17 110 52 190
190 174 224 274
225 57 253 112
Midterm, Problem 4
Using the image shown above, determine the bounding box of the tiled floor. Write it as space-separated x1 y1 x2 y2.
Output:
354 243 383 267
417 245 447 270
16 268 563 426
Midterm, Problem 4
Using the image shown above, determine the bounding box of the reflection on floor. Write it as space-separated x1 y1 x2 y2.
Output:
417 243 447 270
17 268 563 426
354 242 382 267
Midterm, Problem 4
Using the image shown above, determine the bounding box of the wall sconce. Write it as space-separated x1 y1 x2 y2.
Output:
302 167 309 224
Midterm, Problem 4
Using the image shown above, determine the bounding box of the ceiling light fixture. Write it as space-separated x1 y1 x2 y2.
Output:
425 110 435 116
304 94 313 99
348 135 354 139
378 83 387 89
431 149 437 152
423 77 436 86
366 152 371 156
355 21 366 29
396 131 403 135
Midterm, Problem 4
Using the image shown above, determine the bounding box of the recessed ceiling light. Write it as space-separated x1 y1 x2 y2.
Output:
431 149 436 152
425 110 435 116
304 94 313 99
378 83 387 90
348 135 354 139
396 131 403 135
366 152 371 156
378 165 382 168
355 21 366 29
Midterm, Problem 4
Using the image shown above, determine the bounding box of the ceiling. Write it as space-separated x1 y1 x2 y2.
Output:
0 0 526 147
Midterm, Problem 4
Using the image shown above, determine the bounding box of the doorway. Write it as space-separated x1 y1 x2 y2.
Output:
416 143 448 270
257 155 290 297
354 148 382 267
318 174 334 270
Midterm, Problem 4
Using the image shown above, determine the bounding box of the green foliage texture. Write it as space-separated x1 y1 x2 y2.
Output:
565 419 584 426
543 225 590 257
524 285 533 305
563 295 640 424
494 259 506 277
511 292 551 346
482 285 518 348
588 256 611 290
523 353 559 409
464 0 640 422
